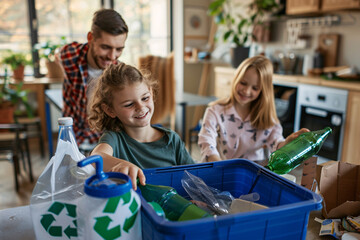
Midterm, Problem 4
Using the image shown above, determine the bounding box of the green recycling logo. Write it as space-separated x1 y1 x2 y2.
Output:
93 191 139 240
40 201 78 238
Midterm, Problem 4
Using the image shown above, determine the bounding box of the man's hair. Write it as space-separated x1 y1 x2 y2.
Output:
91 8 128 39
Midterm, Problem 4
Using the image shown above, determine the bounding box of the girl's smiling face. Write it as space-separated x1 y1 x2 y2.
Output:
234 67 261 107
105 81 154 129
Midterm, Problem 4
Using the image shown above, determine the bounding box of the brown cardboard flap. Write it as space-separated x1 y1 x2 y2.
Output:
320 162 360 219
301 157 317 190
316 160 337 189
325 201 360 219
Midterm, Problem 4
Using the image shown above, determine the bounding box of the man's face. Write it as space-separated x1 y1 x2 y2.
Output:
87 31 127 69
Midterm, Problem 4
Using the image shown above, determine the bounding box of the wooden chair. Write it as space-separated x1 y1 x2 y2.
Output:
188 120 202 154
138 54 176 129
0 123 34 191
15 116 45 158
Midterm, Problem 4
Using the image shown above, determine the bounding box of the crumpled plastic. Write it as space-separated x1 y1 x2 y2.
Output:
181 170 261 215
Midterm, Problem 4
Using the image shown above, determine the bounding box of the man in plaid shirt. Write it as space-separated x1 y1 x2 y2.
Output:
60 9 128 147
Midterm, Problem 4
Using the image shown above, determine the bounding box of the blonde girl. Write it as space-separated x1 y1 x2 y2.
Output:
198 55 307 162
88 63 194 189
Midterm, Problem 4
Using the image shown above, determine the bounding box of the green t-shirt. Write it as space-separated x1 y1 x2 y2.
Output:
98 126 195 169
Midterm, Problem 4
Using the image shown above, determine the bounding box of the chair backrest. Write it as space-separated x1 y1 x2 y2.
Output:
0 123 23 150
138 54 175 126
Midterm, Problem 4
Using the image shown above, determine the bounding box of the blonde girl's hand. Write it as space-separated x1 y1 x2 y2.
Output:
110 161 146 191
277 128 310 149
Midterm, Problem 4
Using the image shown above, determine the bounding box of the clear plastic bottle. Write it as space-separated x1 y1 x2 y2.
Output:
265 127 332 175
30 117 93 239
57 117 89 179
138 183 212 221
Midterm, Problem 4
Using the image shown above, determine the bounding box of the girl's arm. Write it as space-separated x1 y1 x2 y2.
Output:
91 143 146 190
277 128 310 150
198 107 222 162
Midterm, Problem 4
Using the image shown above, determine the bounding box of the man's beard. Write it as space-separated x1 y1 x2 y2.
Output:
90 45 105 69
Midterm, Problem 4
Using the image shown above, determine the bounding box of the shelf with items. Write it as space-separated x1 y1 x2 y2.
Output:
286 0 360 16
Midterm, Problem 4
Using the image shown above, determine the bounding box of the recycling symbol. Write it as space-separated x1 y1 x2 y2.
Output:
93 191 139 240
40 201 78 238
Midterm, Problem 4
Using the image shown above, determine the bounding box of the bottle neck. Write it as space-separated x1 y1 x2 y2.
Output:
158 189 177 206
57 125 77 146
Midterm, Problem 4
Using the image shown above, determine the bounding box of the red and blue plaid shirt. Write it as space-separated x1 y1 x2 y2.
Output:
60 42 101 145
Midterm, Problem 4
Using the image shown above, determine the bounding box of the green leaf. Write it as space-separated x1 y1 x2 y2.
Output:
208 0 226 13
224 30 233 41
233 35 240 46
238 19 247 32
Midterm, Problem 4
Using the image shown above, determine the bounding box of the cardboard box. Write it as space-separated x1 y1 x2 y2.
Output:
229 199 268 214
318 161 360 219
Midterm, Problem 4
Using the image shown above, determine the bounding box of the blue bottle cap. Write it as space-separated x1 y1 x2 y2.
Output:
78 155 132 198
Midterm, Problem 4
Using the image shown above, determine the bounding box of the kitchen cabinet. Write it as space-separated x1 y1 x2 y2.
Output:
286 0 321 15
322 0 360 11
213 66 233 99
341 90 360 164
286 0 360 15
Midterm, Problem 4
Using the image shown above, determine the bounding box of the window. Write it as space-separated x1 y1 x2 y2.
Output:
0 0 32 75
36 0 100 42
115 0 171 65
0 0 171 76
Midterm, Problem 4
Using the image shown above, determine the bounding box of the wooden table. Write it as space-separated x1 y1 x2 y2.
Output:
3 76 63 143
176 92 217 140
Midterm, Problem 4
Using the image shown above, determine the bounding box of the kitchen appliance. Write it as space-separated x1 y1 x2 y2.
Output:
278 52 297 75
294 84 348 161
318 33 340 67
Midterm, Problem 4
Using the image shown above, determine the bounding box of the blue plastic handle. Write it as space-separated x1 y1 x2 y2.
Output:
78 155 107 182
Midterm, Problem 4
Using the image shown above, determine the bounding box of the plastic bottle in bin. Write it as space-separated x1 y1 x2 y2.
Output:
138 183 212 221
265 127 332 175
77 155 142 240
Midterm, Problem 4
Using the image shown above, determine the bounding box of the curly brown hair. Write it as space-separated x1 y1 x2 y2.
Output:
88 63 158 132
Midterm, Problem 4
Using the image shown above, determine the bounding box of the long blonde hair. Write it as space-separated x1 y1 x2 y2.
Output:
88 63 158 132
212 55 279 129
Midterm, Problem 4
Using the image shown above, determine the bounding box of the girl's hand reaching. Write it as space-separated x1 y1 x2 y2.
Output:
91 143 146 190
110 161 146 190
277 128 310 150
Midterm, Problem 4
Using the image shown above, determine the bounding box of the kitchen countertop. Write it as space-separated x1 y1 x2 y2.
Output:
214 67 360 91
273 74 360 91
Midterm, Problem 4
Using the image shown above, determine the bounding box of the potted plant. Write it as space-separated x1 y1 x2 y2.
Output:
208 0 282 67
34 36 66 78
1 50 32 80
0 68 33 123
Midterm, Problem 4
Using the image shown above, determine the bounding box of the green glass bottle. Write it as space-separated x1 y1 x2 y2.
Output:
138 183 212 221
265 127 332 175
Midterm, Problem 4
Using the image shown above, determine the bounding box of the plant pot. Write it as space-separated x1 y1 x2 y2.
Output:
0 102 15 124
13 65 25 80
45 61 64 78
230 46 250 68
